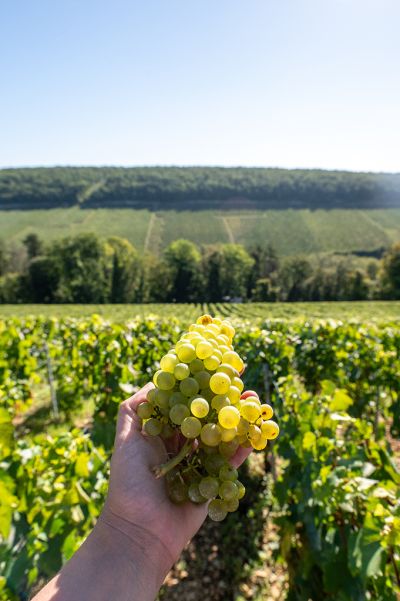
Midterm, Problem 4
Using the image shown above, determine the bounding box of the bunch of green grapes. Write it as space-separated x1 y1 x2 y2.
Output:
135 314 279 521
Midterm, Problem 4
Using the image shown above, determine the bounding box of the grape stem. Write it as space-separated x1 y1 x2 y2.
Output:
153 439 192 478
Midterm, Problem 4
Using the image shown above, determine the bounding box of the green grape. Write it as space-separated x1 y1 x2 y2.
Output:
238 434 252 448
154 388 170 409
208 499 227 522
240 401 261 422
220 426 237 442
203 354 220 370
181 416 202 438
242 394 261 405
261 420 280 440
161 423 175 438
174 363 190 380
219 465 238 482
205 323 220 335
169 391 186 407
196 314 211 325
221 350 244 372
235 480 246 499
221 321 235 338
232 376 244 392
196 340 214 359
237 417 250 435
186 331 202 342
219 439 239 458
260 404 274 420
201 443 217 454
188 483 207 504
251 435 268 450
147 388 157 403
189 358 204 373
216 334 229 345
213 348 223 361
218 405 240 429
227 385 241 404
169 404 190 425
190 397 209 418
180 377 200 397
211 394 230 412
166 477 188 504
194 370 211 389
144 418 162 436
204 453 227 475
223 498 239 512
137 402 153 419
200 387 214 402
157 371 176 391
217 364 238 379
248 424 262 442
209 372 231 395
176 343 197 363
199 476 219 499
200 423 222 446
219 481 239 501
160 353 178 373
153 369 162 386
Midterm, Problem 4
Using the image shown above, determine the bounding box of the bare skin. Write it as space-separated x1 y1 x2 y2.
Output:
33 383 251 601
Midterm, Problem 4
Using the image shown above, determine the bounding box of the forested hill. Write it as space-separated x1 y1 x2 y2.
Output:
1 166 400 210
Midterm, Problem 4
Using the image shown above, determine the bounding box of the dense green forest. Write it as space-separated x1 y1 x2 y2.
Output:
1 166 400 209
1 233 400 303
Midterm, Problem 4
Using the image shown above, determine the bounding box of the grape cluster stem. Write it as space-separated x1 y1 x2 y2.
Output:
153 439 192 478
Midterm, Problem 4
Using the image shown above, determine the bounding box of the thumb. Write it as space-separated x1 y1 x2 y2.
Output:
115 382 154 445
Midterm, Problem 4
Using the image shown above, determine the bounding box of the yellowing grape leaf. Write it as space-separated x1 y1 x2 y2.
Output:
302 431 316 451
329 389 353 412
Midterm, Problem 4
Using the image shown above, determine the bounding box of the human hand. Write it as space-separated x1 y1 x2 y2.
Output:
99 382 252 576
33 382 252 601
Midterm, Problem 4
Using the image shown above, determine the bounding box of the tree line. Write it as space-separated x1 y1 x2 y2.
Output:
0 233 399 303
1 166 400 209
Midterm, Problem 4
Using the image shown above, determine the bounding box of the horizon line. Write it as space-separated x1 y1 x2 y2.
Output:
1 164 399 176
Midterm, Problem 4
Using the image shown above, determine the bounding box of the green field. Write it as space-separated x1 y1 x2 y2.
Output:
2 207 400 255
1 301 399 322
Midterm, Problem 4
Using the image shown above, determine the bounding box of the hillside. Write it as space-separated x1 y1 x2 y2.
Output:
1 166 400 210
1 206 400 255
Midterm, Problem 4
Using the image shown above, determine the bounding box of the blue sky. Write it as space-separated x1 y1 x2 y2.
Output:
0 0 399 171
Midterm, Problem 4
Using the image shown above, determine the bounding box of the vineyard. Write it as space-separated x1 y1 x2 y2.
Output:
1 301 400 321
1 313 399 600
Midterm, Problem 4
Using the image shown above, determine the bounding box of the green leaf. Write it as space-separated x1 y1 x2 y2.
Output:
302 431 316 451
321 380 336 396
62 530 80 561
0 408 13 457
329 389 353 412
348 527 385 581
75 453 90 478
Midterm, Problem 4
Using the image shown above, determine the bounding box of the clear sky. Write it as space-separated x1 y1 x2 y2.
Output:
0 0 399 171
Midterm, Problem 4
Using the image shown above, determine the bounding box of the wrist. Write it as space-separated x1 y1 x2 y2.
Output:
96 503 174 585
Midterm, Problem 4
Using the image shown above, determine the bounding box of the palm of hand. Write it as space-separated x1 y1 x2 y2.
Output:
102 383 251 567
103 384 208 564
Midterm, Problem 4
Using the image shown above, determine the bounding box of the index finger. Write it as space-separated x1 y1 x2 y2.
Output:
123 381 154 411
230 446 253 469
